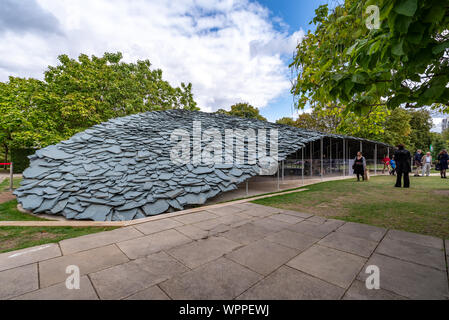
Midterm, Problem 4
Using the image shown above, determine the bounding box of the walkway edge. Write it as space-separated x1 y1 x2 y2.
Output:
2 188 309 227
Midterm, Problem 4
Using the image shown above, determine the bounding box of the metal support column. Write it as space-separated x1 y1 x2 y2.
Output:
245 180 248 195
343 139 346 177
329 138 332 174
282 160 284 182
360 141 362 153
374 144 377 175
320 138 323 181
301 147 304 185
9 162 13 191
310 141 312 177
277 162 280 191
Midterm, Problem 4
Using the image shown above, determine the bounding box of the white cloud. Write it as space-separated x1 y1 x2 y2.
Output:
0 0 304 112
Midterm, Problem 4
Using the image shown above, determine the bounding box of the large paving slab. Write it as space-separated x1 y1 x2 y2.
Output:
269 213 304 224
385 229 444 250
159 257 263 300
221 222 274 245
335 222 387 242
117 229 192 259
375 237 446 270
175 224 209 240
252 217 292 232
226 239 298 275
237 266 344 300
357 253 449 299
343 280 407 300
0 264 38 299
173 210 218 224
278 209 313 219
265 229 319 251
167 236 241 269
205 204 247 216
13 276 98 300
39 244 129 288
59 226 143 255
0 243 61 272
125 285 171 300
286 220 343 239
134 218 183 235
89 252 188 299
318 232 379 258
287 244 366 289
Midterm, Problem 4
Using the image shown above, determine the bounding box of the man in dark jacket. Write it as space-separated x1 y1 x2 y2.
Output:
394 144 411 188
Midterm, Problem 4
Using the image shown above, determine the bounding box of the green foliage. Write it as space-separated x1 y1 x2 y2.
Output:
10 148 35 173
291 0 449 114
431 132 447 158
216 103 267 121
0 52 198 158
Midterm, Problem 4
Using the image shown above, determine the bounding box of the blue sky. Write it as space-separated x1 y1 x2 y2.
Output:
0 0 442 130
254 0 328 122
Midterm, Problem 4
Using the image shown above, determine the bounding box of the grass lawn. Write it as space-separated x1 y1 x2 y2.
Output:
0 182 117 253
0 226 117 253
0 177 22 191
252 175 449 239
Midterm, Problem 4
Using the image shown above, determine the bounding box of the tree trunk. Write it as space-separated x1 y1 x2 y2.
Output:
3 144 8 170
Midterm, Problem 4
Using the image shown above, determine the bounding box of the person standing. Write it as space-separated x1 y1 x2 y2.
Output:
394 144 411 188
413 149 423 177
390 156 396 175
437 149 449 179
353 151 366 181
422 152 432 177
382 155 390 174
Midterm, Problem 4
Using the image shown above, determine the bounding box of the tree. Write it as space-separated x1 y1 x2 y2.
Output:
0 77 61 163
291 0 449 114
431 132 447 158
382 107 412 149
216 103 267 121
45 52 198 137
0 52 198 157
407 109 433 151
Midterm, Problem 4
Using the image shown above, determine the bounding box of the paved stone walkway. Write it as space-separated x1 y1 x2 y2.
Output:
0 203 448 300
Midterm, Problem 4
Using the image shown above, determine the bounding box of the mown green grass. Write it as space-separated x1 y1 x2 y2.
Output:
0 195 116 253
0 226 117 253
0 177 22 191
252 175 449 239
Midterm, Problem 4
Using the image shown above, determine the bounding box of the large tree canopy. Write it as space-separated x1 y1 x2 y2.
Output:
0 52 198 158
216 102 267 121
291 0 449 115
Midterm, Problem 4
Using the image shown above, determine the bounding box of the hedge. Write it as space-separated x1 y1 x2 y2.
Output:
11 148 36 173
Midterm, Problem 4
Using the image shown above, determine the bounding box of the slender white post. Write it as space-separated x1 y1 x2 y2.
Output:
343 139 346 177
374 144 376 175
9 162 13 191
320 138 323 181
301 147 304 185
277 162 280 191
245 180 248 196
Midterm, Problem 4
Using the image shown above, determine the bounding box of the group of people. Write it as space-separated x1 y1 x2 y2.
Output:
412 149 449 178
353 145 449 188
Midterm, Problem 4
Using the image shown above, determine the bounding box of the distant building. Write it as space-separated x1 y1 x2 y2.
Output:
442 118 449 132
